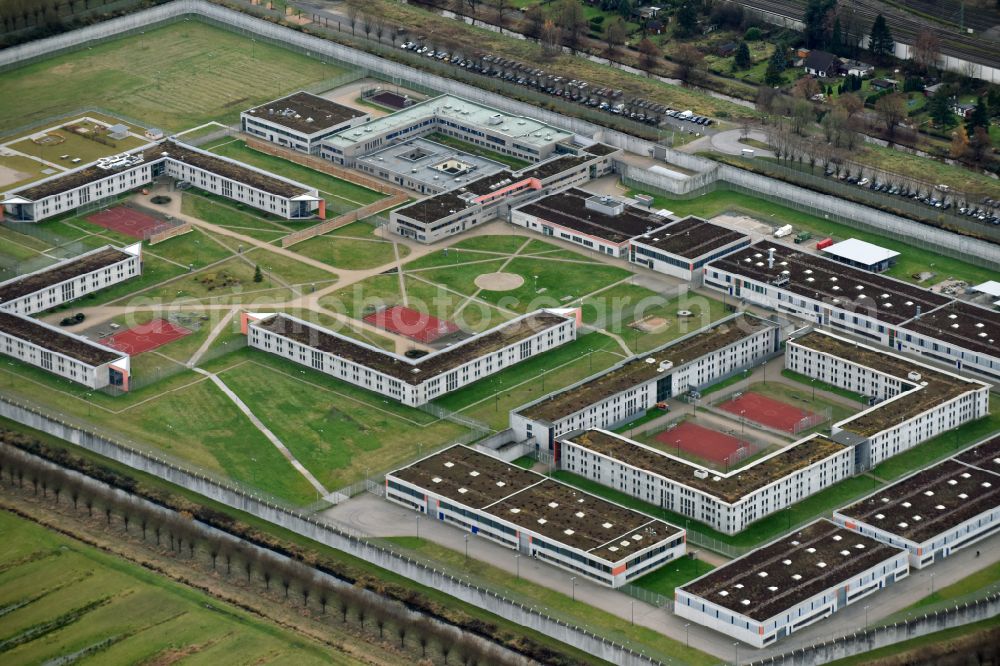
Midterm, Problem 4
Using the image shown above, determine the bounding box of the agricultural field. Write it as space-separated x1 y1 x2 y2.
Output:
0 510 346 665
0 22 345 133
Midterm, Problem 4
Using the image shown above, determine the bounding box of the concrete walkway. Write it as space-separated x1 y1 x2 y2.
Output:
193 367 329 497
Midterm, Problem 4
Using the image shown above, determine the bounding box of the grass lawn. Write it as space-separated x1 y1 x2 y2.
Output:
906 560 1000 612
698 373 746 397
0 511 343 665
872 405 1000 481
448 234 534 254
781 369 868 404
139 255 280 303
217 357 468 489
825 615 1000 666
9 127 148 165
630 189 998 286
552 470 884 550
243 246 339 287
320 274 403 320
0 154 62 191
0 22 346 133
402 247 502 270
426 133 531 170
612 407 664 433
632 556 715 598
292 232 405 270
511 455 536 469
204 139 384 208
857 142 1000 198
381 536 717 666
181 192 290 239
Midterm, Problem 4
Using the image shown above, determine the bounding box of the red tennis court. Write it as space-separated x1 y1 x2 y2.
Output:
364 305 459 343
654 421 749 464
719 392 818 433
87 206 172 239
98 319 192 355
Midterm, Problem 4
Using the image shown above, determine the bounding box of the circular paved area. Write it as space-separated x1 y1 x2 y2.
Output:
474 272 524 291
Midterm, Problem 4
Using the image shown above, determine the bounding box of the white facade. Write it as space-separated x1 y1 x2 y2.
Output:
629 233 751 281
246 309 577 406
0 244 142 315
241 92 370 155
560 431 854 535
785 331 990 471
0 313 129 390
675 521 909 647
511 314 780 448
510 205 631 257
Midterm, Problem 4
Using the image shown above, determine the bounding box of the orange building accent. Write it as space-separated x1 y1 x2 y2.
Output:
612 563 627 576
318 199 326 219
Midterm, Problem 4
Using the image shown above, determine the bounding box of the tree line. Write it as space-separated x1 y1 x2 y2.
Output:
0 443 529 666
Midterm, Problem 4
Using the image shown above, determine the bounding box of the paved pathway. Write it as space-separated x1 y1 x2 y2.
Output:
193 367 329 497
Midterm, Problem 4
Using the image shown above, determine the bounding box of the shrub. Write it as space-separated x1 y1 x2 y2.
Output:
744 26 762 41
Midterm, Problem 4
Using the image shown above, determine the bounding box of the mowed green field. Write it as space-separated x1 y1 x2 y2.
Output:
0 510 350 665
0 22 343 132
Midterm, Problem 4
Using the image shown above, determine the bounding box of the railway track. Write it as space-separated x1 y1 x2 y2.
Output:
733 0 1000 69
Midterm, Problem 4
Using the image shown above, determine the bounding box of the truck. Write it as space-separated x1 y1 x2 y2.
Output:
794 231 813 244
774 224 793 238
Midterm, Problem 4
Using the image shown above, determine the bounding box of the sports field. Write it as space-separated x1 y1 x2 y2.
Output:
0 510 344 665
0 22 346 132
652 421 751 464
719 391 822 433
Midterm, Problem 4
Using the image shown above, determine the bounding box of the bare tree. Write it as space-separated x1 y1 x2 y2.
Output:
375 612 387 639
396 620 408 648
913 29 940 72
338 593 351 623
674 44 704 82
604 16 627 57
524 4 544 39
791 99 813 135
362 13 374 40
875 93 906 140
555 0 585 52
466 0 481 25
638 38 659 72
491 0 511 33
346 0 360 35
373 15 386 43
540 19 561 59
792 76 820 100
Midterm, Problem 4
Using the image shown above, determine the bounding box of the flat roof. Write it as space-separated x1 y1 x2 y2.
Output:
582 142 619 156
14 148 149 201
515 188 670 244
708 242 950 325
0 311 123 366
972 281 1000 298
953 434 1000 476
393 190 475 224
356 137 507 191
253 310 568 384
900 301 1000 359
390 445 680 562
515 155 592 181
790 331 982 437
244 91 367 134
520 315 770 422
822 238 900 266
0 247 129 305
681 519 901 622
325 94 573 150
836 459 1000 544
153 141 312 198
566 430 845 504
631 216 749 260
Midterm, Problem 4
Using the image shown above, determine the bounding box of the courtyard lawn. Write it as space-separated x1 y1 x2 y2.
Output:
381 536 717 666
551 470 885 551
425 133 531 170
205 139 384 208
320 274 404 319
631 189 998 287
292 233 405 270
0 22 346 133
0 512 343 666
139 255 282 303
632 557 715 598
402 248 506 270
243 246 339 287
780 369 868 404
181 192 291 240
0 153 56 191
448 234 534 254
404 276 514 333
9 125 148 165
872 406 1000 481
144 227 235 269
64 254 188 308
217 359 468 489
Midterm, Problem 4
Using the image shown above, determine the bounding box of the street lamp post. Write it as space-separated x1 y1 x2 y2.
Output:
685 623 691 648
930 571 935 595
464 534 469 561
864 604 870 630
515 553 520 580
570 576 577 601
733 641 740 666
416 515 420 539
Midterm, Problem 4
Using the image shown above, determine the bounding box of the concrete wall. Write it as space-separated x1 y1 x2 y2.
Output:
0 395 659 666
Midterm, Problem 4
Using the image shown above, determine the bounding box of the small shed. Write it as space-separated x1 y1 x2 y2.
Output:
107 124 129 140
822 238 900 272
972 281 1000 299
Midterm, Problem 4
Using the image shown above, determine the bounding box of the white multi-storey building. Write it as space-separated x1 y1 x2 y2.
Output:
0 244 142 315
244 309 578 406
559 430 853 535
2 140 322 222
510 313 779 449
786 330 990 471
702 241 1000 381
832 437 1000 569
386 445 686 587
241 91 370 155
675 519 908 647
628 216 751 281
0 311 130 390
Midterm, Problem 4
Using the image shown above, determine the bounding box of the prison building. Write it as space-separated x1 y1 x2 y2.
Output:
2 140 323 223
321 94 576 167
245 309 577 406
895 301 1000 381
241 91 370 155
628 216 752 281
559 430 853 535
702 242 950 343
786 330 990 471
832 448 1000 569
0 244 142 316
510 314 779 449
385 445 686 587
675 519 908 647
820 238 899 273
0 311 129 390
355 137 508 195
510 188 672 258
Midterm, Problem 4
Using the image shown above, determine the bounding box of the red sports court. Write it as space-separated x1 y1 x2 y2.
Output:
654 421 749 465
719 391 818 433
87 206 172 240
364 305 459 343
99 319 191 355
